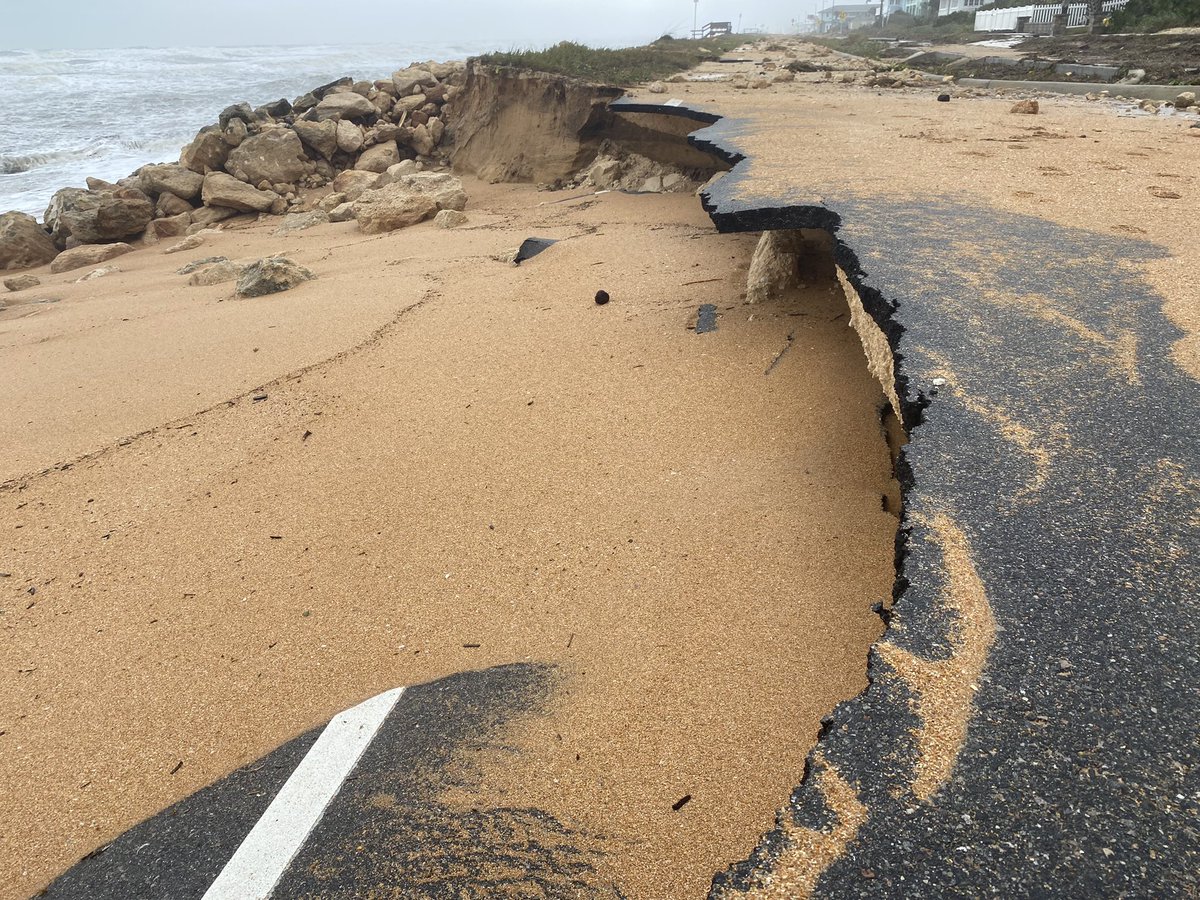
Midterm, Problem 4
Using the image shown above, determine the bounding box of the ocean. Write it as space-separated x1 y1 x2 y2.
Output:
0 42 495 219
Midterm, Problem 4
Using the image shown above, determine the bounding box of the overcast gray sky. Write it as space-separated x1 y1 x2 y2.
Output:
1 0 827 50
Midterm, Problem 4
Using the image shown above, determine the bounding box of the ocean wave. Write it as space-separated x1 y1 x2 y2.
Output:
0 137 160 176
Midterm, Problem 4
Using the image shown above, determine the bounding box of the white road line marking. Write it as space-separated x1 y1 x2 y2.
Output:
202 687 404 900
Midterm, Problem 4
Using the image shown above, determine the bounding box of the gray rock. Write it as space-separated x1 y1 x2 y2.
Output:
647 81 667 94
0 212 59 271
4 273 42 291
1176 91 1196 110
43 187 154 244
235 257 315 297
410 123 435 157
314 92 377 122
225 128 314 186
222 117 249 147
139 164 205 200
328 202 357 223
201 172 280 212
49 242 133 274
374 159 421 187
218 102 255 130
394 93 428 115
180 127 231 174
189 205 239 227
273 209 330 235
176 255 229 275
293 119 339 160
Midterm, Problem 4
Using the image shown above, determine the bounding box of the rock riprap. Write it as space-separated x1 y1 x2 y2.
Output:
0 212 59 271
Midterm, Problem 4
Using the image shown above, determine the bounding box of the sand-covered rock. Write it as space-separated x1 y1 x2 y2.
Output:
0 212 59 271
389 172 467 211
188 259 244 286
225 129 314 186
201 173 280 212
143 213 191 244
328 202 357 223
273 209 330 235
43 187 154 245
139 164 205 201
235 257 315 297
74 265 120 283
49 242 133 274
4 273 42 291
1010 100 1039 115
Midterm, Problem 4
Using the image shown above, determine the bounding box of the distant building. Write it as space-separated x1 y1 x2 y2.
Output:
938 0 988 14
814 3 882 33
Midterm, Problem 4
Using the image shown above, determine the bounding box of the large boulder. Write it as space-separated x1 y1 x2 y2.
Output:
354 141 400 173
201 173 280 212
388 172 467 211
225 128 314 186
293 119 338 160
143 213 192 245
352 183 439 234
235 257 315 297
410 123 436 157
49 242 133 274
336 120 364 154
392 67 437 96
139 163 204 200
314 92 377 122
331 169 379 202
0 212 59 270
180 127 231 174
155 191 194 218
43 187 153 245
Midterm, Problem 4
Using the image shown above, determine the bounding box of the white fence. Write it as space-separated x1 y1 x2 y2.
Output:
974 0 1126 31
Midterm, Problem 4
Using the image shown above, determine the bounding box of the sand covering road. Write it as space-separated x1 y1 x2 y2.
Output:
0 180 897 897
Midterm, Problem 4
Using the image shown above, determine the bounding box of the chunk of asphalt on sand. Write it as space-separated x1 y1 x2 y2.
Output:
513 237 558 264
695 303 718 333
595 290 610 305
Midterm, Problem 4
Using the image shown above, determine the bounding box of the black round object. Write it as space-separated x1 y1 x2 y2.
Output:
937 94 951 102
594 290 610 305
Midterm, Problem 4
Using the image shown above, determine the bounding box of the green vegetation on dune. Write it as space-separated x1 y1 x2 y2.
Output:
475 36 745 86
1110 0 1200 31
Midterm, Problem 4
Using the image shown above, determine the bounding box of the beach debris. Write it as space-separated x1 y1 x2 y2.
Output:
0 212 59 271
672 795 692 811
75 265 121 283
695 304 718 334
514 237 557 264
434 209 468 229
1149 187 1181 199
647 81 667 94
595 290 610 305
169 761 183 775
3 274 41 292
1010 100 1039 115
580 148 695 194
235 257 315 297
937 94 951 102
49 242 133 275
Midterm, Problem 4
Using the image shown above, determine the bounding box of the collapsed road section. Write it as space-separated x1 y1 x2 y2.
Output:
612 97 1200 896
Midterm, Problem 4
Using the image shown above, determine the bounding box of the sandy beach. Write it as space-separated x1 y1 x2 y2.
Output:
2 36 1198 898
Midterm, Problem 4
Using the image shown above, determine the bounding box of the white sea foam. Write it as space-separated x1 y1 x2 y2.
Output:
0 42 491 218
